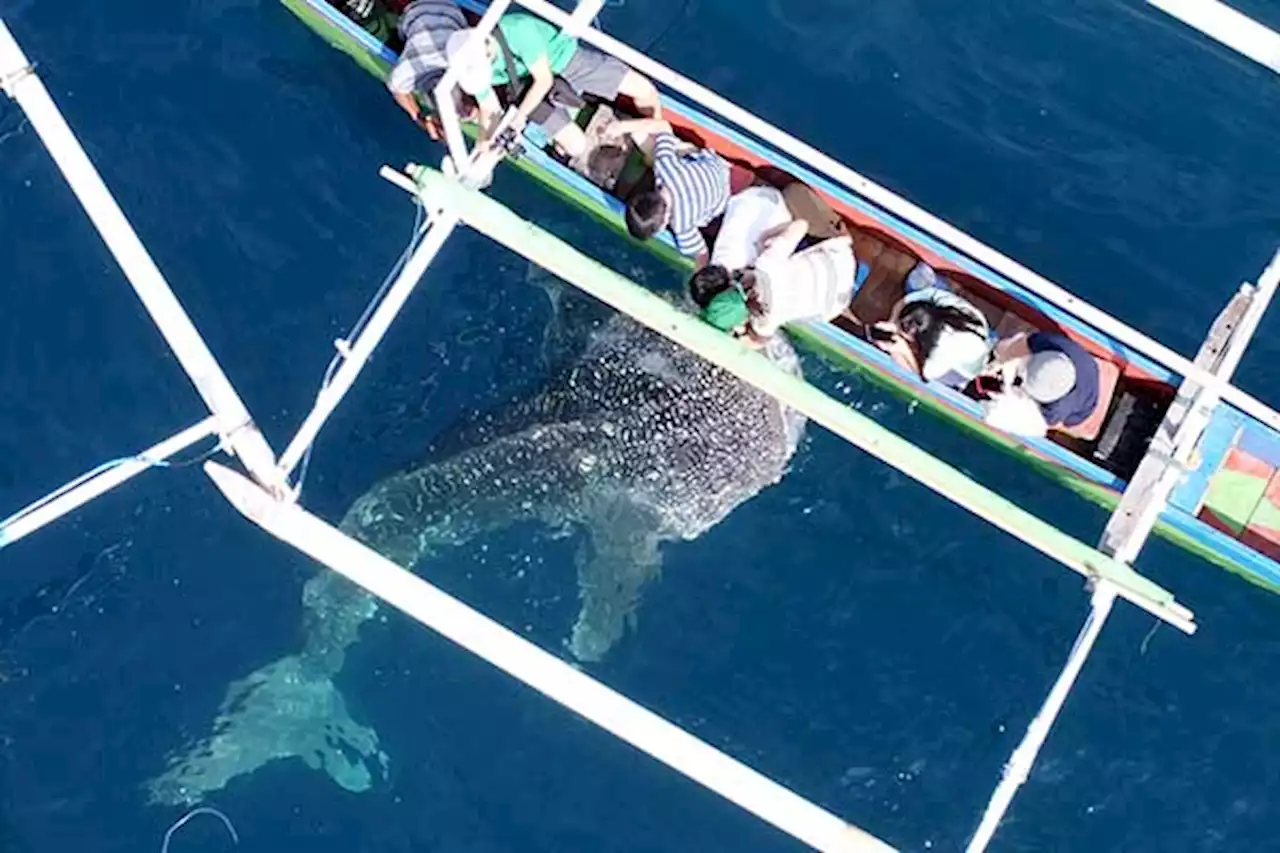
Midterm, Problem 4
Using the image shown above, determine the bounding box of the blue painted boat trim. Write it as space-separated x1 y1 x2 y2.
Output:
1165 505 1280 589
1237 419 1280 469
1170 406 1245 514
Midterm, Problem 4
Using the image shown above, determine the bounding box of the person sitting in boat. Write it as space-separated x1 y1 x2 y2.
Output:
386 0 469 140
868 262 992 390
603 118 731 266
444 12 661 160
340 0 401 46
688 178 854 306
978 331 1100 438
697 218 858 345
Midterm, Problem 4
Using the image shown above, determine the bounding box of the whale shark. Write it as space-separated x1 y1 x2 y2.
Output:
147 312 806 806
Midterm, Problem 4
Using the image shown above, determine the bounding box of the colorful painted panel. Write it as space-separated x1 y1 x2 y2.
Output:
1199 446 1273 537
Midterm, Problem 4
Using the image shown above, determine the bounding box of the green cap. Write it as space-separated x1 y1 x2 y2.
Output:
701 288 749 331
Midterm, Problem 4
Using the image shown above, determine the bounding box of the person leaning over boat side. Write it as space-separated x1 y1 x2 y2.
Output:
385 0 468 140
978 331 1100 438
444 13 661 159
602 118 730 267
688 177 854 308
687 184 791 306
868 262 992 390
698 217 858 346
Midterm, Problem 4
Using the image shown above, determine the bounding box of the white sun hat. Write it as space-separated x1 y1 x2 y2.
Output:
1022 349 1077 403
445 29 492 96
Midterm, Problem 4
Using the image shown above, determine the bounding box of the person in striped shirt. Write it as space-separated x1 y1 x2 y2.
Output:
385 0 469 140
604 118 731 266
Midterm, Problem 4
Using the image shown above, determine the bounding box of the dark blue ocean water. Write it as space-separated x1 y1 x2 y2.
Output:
1 0 1279 850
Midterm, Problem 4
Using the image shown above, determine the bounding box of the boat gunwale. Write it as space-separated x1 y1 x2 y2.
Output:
283 0 1280 593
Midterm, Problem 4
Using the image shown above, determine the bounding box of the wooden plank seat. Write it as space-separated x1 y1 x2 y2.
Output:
846 230 919 326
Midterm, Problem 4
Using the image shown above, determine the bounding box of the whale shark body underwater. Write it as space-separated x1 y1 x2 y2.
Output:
147 312 807 805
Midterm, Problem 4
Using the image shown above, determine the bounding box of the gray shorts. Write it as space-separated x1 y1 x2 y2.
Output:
530 47 630 135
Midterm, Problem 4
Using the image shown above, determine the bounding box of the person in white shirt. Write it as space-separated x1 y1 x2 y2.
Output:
710 185 792 272
688 184 790 308
698 216 858 344
688 179 851 309
868 262 992 389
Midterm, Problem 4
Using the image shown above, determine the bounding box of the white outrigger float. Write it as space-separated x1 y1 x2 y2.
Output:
2 1 1278 849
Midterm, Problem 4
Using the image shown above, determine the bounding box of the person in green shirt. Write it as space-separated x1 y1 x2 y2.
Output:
445 12 660 159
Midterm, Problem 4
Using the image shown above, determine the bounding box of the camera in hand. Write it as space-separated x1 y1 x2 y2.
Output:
972 373 1005 399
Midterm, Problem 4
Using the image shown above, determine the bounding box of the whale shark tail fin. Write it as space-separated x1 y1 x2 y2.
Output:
146 654 387 806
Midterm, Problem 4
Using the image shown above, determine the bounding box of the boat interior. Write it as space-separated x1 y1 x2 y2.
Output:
335 0 1179 484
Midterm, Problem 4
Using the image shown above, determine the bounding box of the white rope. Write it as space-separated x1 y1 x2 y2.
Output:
291 196 431 495
160 807 238 852
965 581 1118 853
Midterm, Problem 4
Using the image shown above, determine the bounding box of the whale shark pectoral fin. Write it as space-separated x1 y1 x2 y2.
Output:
567 496 666 663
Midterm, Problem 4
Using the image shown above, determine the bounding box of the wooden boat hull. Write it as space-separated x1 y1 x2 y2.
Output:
280 0 1280 595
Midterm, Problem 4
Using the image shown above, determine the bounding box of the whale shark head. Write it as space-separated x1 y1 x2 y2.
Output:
148 313 806 805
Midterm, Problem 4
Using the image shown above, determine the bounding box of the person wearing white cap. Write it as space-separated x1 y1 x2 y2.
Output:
444 12 660 160
979 330 1100 438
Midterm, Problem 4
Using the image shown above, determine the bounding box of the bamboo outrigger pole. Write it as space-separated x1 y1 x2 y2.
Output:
0 21 289 499
386 163 1197 635
1148 0 1280 73
964 251 1279 851
206 462 898 853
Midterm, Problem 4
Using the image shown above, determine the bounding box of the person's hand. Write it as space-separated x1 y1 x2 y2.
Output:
600 122 626 142
868 321 901 351
417 113 443 141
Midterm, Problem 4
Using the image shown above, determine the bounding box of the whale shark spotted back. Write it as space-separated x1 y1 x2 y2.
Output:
148 314 806 805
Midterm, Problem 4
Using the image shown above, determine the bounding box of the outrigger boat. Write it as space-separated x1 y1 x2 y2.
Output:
291 0 1280 595
2 3 1278 852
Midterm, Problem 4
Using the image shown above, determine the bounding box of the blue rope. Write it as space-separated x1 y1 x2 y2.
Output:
0 435 224 550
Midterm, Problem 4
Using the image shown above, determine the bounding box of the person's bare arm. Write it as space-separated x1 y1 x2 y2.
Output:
755 213 806 247
603 117 673 154
992 332 1032 363
392 90 445 140
757 219 808 263
987 332 1033 383
392 90 422 122
510 54 555 128
475 89 504 140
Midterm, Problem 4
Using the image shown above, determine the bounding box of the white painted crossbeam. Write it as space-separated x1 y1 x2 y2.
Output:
0 20 287 496
204 461 898 853
0 418 218 549
1150 0 1280 73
